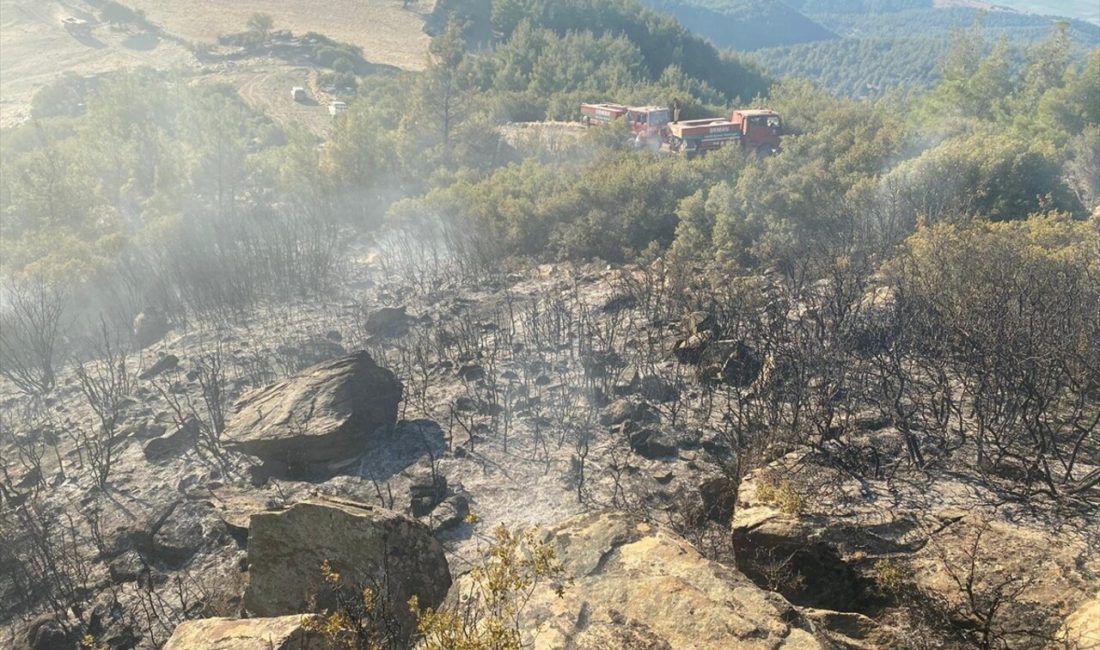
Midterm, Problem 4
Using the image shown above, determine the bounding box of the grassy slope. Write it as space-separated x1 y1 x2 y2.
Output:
123 0 435 70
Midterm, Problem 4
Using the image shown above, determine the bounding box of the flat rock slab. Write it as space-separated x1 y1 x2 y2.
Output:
244 497 450 643
163 615 331 650
222 351 402 465
504 511 823 649
1060 592 1100 648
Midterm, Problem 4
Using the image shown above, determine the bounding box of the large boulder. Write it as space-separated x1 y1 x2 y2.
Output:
143 417 199 462
138 353 179 380
1059 592 1100 649
626 427 678 459
243 497 450 643
716 340 763 387
134 310 170 349
510 511 823 649
599 398 657 428
163 615 331 650
365 306 411 339
223 352 402 466
13 616 70 650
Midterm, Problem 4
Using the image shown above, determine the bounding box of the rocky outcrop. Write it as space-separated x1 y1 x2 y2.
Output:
163 615 331 650
732 506 867 612
800 608 895 650
134 310 170 349
715 340 763 387
509 511 823 649
626 427 678 459
13 616 70 650
243 497 450 642
429 493 470 532
138 354 179 380
222 352 402 466
671 311 716 364
143 417 198 462
732 453 1100 643
599 398 657 427
365 306 410 339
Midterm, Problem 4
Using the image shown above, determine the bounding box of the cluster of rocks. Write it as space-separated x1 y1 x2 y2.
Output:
600 397 680 460
671 311 764 387
408 469 470 533
11 288 1095 650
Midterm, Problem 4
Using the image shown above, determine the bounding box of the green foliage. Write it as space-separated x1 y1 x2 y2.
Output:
883 128 1076 222
1064 126 1100 213
747 0 1098 99
304 34 368 72
100 1 140 28
246 12 274 40
412 523 568 650
755 475 807 515
488 0 771 103
30 74 95 120
3 0 1097 334
302 559 400 650
489 24 647 99
804 3 1098 45
398 148 717 264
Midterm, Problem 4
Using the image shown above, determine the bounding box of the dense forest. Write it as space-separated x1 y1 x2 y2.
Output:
648 0 1099 97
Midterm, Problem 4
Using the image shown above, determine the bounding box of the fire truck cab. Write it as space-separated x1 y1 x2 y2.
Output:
626 106 671 147
731 109 782 154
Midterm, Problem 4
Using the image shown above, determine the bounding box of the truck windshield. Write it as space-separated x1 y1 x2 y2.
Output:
649 110 669 126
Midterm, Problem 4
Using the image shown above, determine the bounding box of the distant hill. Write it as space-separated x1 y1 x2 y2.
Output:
641 0 838 50
803 4 1100 43
646 0 1099 98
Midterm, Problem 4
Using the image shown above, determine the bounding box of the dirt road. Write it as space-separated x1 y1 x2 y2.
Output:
217 61 335 136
